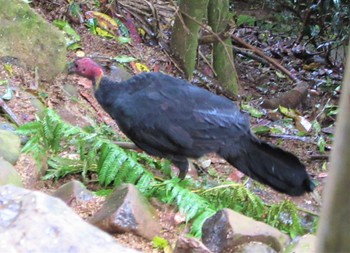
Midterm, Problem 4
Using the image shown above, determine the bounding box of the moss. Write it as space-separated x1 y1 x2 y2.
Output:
0 0 66 80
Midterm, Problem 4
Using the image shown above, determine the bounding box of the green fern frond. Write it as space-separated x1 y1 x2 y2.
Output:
199 183 265 220
267 200 304 238
17 120 42 134
135 172 156 193
45 156 84 180
98 146 122 186
18 108 313 239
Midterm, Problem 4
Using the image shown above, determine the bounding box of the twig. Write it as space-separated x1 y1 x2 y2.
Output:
169 0 190 34
114 141 139 150
198 23 234 44
232 35 299 82
162 49 185 75
198 49 217 76
310 154 329 160
174 7 237 75
233 46 270 65
268 134 312 142
0 97 22 126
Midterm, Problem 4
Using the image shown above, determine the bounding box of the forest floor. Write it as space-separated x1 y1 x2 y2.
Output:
1 0 343 251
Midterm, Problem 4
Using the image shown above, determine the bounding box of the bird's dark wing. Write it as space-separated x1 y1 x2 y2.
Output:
101 73 250 158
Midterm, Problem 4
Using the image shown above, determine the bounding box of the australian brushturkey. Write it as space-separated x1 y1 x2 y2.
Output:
68 57 314 196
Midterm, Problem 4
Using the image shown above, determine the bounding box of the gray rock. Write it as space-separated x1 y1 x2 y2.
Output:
202 208 290 253
0 123 16 132
0 185 140 253
89 183 161 240
0 0 66 81
284 234 316 253
52 180 94 204
0 157 22 186
235 241 277 253
174 235 213 253
0 129 21 164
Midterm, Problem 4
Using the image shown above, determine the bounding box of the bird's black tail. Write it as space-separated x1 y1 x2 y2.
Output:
220 137 315 196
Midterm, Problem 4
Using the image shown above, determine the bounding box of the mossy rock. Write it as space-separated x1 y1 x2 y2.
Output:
0 157 23 187
0 0 66 81
0 130 21 165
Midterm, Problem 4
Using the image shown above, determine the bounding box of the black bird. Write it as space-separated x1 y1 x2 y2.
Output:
68 57 314 196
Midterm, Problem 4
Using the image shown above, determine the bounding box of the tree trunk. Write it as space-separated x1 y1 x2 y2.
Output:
207 0 238 94
170 0 209 79
316 46 350 252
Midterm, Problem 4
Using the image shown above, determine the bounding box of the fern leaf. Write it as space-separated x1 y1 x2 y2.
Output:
17 121 42 134
98 148 120 186
190 209 217 237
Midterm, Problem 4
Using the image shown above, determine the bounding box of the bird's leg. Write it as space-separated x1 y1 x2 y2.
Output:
171 158 189 180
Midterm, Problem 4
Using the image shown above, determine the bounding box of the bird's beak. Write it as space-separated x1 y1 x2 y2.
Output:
67 61 76 74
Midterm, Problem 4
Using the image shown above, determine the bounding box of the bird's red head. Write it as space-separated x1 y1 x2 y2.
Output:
68 58 104 86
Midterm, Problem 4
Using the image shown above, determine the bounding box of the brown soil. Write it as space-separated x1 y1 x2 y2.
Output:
1 1 335 252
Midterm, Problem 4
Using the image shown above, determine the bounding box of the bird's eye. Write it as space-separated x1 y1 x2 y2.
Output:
82 68 86 72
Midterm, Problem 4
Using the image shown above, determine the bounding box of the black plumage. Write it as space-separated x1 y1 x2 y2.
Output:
69 58 314 196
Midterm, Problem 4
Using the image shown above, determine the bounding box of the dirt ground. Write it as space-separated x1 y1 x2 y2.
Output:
0 1 339 251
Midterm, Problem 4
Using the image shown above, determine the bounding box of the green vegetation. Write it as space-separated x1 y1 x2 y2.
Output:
18 109 317 237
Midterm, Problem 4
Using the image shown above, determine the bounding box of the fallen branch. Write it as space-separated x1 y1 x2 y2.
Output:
0 98 22 126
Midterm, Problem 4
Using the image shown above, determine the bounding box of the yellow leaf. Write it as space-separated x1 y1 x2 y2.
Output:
76 50 85 57
279 106 297 119
85 11 119 36
4 64 13 77
138 27 146 37
135 62 150 72
95 27 116 39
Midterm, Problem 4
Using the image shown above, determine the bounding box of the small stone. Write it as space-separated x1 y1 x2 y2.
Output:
52 180 94 204
199 158 212 169
285 234 316 253
0 123 16 132
89 184 161 240
202 208 290 253
174 235 213 253
0 157 22 187
0 129 21 164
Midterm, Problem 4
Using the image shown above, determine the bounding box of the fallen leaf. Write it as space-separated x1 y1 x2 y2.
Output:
318 172 328 178
130 62 150 73
241 103 264 118
113 55 137 63
76 50 85 57
227 170 244 182
279 105 298 118
252 125 270 135
295 115 312 132
85 11 119 36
